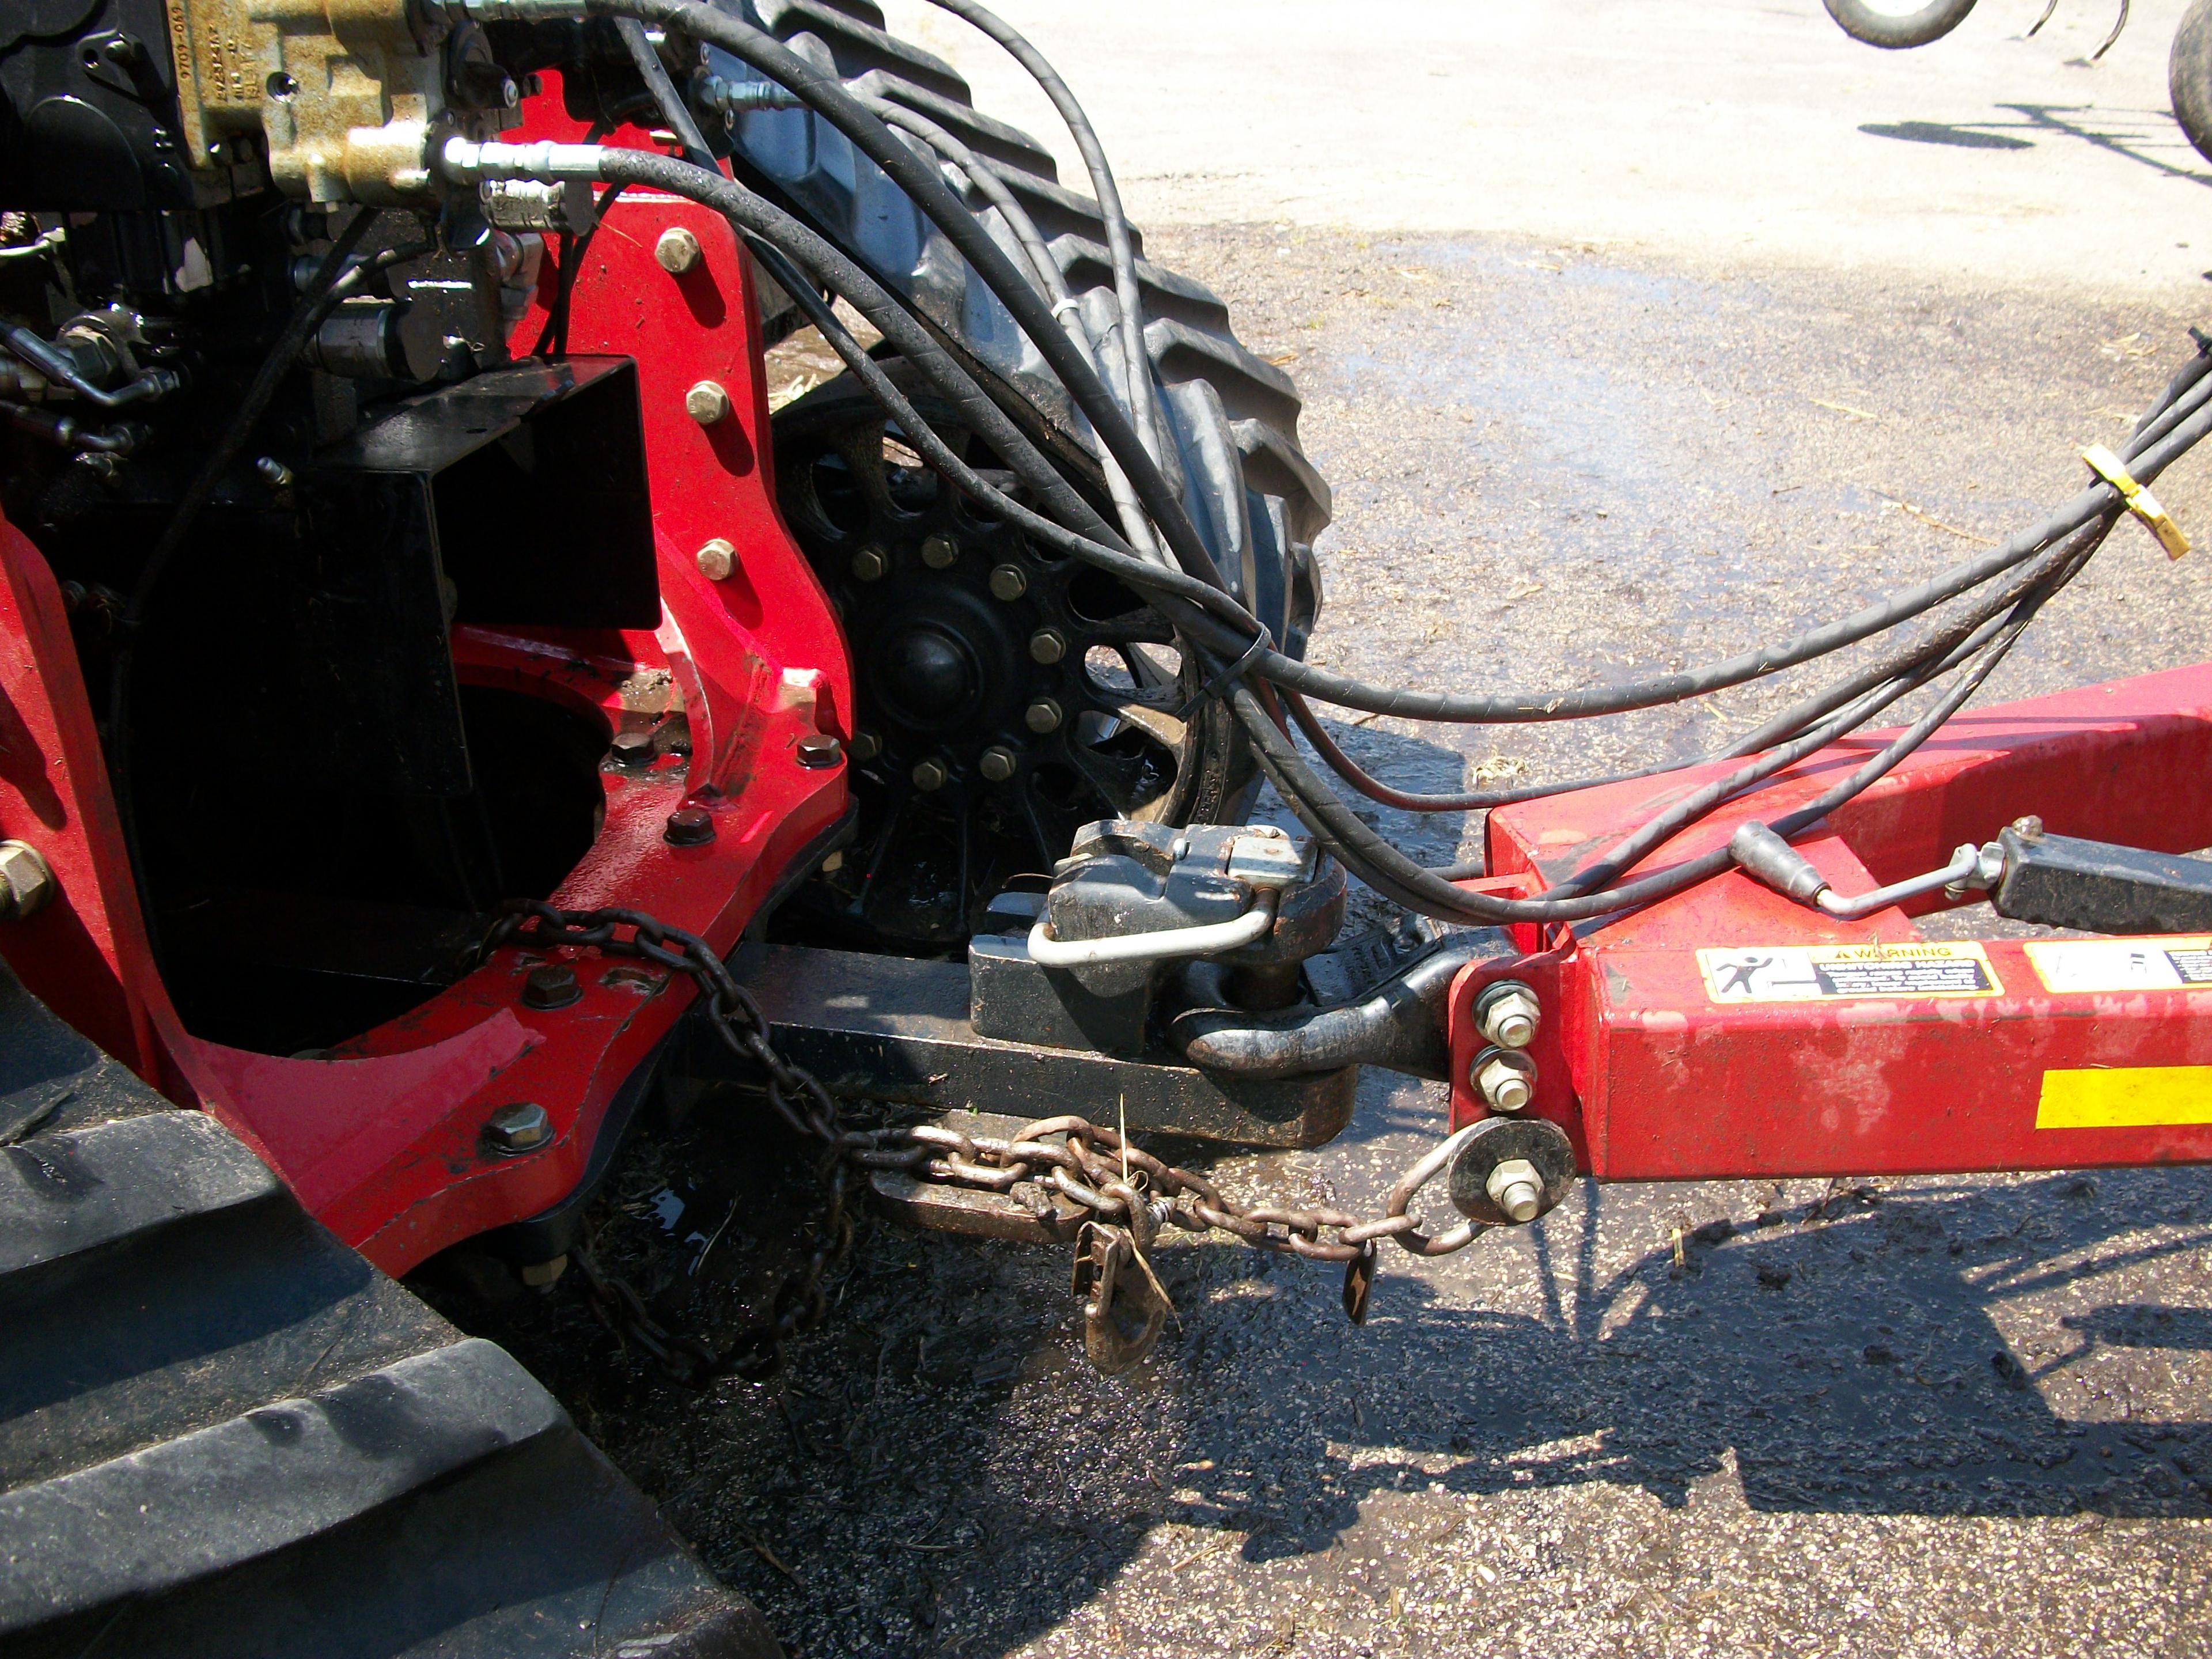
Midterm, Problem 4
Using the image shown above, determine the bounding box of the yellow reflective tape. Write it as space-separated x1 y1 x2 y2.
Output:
2082 444 2191 559
2036 1065 2212 1129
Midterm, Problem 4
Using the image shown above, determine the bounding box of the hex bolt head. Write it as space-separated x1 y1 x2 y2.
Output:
609 730 656 769
1474 1052 1535 1113
1028 628 1067 665
684 380 731 426
2012 815 2046 840
1485 1157 1545 1224
850 546 888 582
1024 698 1063 734
912 757 949 791
0 840 55 922
849 729 882 763
520 964 581 1010
979 744 1018 782
695 537 736 581
796 733 843 769
921 533 959 569
484 1101 553 1156
654 226 703 275
1476 980 1541 1050
988 563 1029 601
664 805 717 846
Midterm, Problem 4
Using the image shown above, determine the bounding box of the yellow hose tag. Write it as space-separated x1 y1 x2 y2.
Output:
2083 444 2191 559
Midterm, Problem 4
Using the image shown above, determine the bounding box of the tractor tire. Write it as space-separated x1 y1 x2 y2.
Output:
2173 0 2212 166
1823 0 1979 48
0 958 778 1659
721 0 1330 949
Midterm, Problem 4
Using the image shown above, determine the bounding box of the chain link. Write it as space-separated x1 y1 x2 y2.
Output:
489 899 1487 1384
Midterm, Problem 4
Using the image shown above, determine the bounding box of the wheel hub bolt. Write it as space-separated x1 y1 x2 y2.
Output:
1024 698 1062 734
988 563 1029 601
979 744 1018 782
684 380 730 426
1476 980 1541 1049
1486 1158 1545 1224
912 757 949 791
609 730 655 768
796 733 843 769
695 537 736 581
484 1101 553 1156
1029 628 1067 665
921 533 959 569
849 729 882 763
1474 1050 1536 1113
664 805 717 846
654 227 703 274
521 964 581 1010
850 546 888 581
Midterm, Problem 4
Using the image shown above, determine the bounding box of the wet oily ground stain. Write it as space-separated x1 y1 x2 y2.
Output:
455 226 2212 1657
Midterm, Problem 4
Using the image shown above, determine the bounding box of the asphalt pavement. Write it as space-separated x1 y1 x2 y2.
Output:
501 4 2212 1654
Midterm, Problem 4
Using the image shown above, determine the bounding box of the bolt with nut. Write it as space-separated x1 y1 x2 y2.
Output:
1485 1158 1545 1224
1476 980 1540 1049
1472 1048 1536 1113
484 1101 553 1156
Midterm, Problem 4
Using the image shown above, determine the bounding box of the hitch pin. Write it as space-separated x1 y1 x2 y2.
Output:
1729 822 1998 921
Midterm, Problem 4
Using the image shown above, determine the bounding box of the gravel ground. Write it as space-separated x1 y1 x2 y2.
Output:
449 223 2212 1659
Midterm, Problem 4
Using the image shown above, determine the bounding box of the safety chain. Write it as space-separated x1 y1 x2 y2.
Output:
489 900 1490 1382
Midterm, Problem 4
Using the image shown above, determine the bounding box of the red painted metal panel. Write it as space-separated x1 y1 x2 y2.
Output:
1451 662 2212 1184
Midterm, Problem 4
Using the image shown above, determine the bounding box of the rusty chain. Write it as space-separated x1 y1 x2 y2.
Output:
490 900 1488 1382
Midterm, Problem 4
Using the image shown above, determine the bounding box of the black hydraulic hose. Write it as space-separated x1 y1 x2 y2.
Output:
1232 569 2062 928
741 231 1259 639
917 0 1162 467
1184 377 2212 725
589 0 1232 596
577 147 1136 558
616 14 717 166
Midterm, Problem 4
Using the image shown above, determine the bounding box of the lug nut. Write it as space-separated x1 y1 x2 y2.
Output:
664 804 716 846
921 533 959 569
796 733 843 769
684 380 730 426
912 757 948 791
654 226 703 274
1476 980 1540 1050
521 964 581 1009
849 729 882 763
483 1101 553 1156
979 744 1018 782
1473 1050 1536 1113
0 840 55 922
1024 698 1062 734
850 546 888 581
609 730 656 768
1029 628 1067 665
695 537 736 581
988 563 1029 601
1485 1158 1545 1224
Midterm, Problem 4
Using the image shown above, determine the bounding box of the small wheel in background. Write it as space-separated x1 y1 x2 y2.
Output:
1823 0 1981 49
2172 0 2212 166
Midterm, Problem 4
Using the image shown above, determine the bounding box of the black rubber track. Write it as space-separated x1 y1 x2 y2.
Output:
0 957 778 1659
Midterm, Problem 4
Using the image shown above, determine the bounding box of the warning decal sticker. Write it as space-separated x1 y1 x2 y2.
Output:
2025 937 2212 995
1697 941 2000 1004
